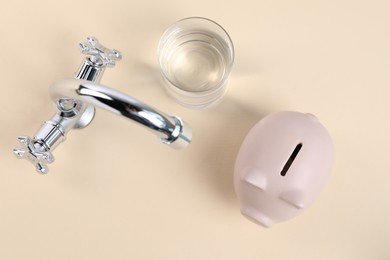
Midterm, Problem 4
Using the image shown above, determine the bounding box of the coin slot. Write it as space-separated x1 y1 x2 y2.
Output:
281 143 303 176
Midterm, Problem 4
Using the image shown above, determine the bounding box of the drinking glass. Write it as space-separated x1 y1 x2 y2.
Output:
158 17 234 109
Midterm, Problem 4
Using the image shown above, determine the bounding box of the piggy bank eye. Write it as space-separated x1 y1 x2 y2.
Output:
280 143 303 176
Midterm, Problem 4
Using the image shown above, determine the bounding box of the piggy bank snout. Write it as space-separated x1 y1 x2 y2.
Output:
234 111 334 227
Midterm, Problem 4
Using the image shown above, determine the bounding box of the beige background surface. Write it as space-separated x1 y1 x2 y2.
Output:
1 0 389 259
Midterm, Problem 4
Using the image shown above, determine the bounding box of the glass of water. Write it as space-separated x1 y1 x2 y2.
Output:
158 17 234 109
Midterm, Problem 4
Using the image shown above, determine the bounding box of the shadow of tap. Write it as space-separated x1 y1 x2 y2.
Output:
117 54 273 205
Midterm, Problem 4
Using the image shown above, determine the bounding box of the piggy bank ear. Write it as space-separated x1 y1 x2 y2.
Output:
241 168 267 191
279 189 308 209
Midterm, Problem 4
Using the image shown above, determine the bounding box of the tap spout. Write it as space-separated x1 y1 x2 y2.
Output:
50 78 192 149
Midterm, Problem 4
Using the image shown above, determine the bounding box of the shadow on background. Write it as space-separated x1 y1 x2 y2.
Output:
189 95 269 205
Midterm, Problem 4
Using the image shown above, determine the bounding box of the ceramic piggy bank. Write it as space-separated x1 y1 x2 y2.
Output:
234 111 333 227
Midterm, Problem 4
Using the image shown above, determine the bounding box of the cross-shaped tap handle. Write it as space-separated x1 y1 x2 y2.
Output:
13 136 55 174
79 36 122 68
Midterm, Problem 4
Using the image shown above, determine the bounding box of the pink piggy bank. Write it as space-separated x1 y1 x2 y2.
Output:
234 111 333 227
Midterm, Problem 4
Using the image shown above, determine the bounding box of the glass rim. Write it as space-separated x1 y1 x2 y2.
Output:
158 17 234 60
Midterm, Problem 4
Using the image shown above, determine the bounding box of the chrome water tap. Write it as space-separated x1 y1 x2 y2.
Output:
14 37 192 174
